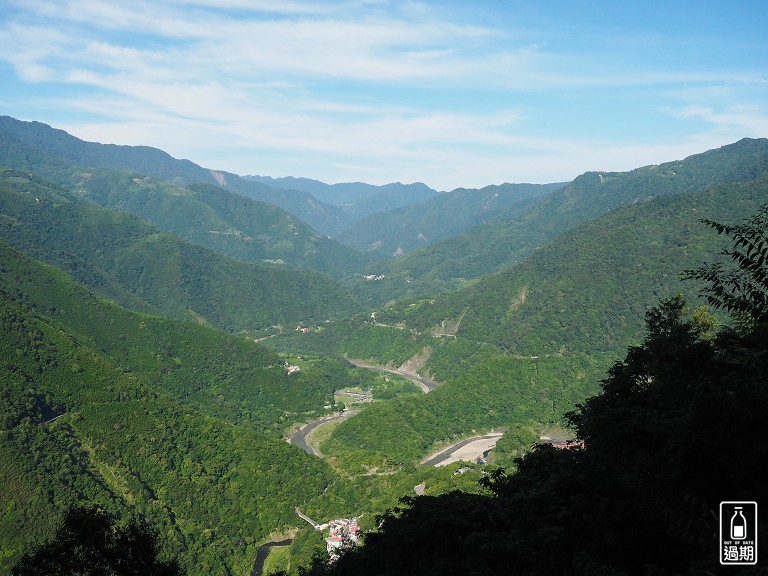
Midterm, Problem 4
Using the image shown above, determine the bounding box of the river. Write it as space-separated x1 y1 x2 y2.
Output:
250 538 293 576
288 410 358 457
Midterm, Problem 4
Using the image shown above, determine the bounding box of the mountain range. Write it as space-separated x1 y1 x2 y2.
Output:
1 114 767 575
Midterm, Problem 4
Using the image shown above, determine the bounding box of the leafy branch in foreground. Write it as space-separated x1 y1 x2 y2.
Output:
684 203 768 324
11 507 182 576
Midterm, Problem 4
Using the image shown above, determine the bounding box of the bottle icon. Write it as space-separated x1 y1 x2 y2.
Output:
731 507 747 540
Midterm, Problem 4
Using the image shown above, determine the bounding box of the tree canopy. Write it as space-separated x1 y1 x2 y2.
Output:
11 507 182 576
309 204 768 575
684 203 768 324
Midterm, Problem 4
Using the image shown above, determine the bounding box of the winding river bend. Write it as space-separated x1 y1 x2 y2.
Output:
289 361 439 456
289 363 500 465
250 539 292 576
288 410 358 457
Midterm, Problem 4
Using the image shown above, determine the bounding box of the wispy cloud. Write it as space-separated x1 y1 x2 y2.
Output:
1 0 766 188
670 103 768 138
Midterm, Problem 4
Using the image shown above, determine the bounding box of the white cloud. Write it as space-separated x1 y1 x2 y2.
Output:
2 0 766 190
672 104 768 136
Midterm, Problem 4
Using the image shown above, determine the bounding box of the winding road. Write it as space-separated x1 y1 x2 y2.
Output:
289 360 440 456
289 364 500 467
420 433 504 467
345 359 440 393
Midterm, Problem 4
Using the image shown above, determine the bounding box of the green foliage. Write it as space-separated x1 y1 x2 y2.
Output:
284 528 327 575
366 373 421 400
488 424 538 469
358 137 768 303
11 506 181 576
0 240 346 431
313 291 768 575
340 323 426 366
0 169 362 334
0 243 345 573
684 203 768 323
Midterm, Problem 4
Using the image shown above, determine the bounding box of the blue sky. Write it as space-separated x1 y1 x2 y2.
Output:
1 1 767 190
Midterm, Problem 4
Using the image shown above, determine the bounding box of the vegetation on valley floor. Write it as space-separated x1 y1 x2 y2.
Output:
287 203 768 576
2 118 768 575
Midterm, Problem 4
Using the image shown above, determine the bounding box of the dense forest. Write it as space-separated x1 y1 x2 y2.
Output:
281 172 768 471
0 169 361 334
355 138 768 303
296 203 768 576
1 116 767 575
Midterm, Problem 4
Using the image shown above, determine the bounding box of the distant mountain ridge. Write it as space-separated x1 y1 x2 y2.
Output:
357 137 768 303
0 116 350 235
337 182 566 256
245 175 440 221
0 117 375 275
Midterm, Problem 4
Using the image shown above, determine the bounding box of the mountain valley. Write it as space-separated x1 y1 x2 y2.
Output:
1 116 767 575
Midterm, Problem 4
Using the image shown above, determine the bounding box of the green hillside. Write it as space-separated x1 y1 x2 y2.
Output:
337 182 564 257
74 171 373 277
0 169 362 335
0 118 372 277
384 176 768 355
292 174 768 468
0 115 348 236
0 244 340 574
0 241 488 574
0 240 353 430
359 138 768 303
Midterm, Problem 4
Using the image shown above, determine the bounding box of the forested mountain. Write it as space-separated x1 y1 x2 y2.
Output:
0 241 339 574
336 182 565 257
301 205 768 576
0 240 482 574
245 175 440 222
358 138 768 303
380 175 768 355
75 171 372 277
3 117 768 575
317 286 768 576
0 169 361 334
0 116 348 235
285 173 768 469
0 240 350 430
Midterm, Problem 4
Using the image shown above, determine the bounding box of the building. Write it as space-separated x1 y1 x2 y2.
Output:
326 518 361 560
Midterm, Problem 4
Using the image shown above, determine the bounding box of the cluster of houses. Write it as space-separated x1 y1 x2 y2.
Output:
326 518 361 560
295 508 362 561
283 361 301 375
